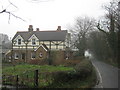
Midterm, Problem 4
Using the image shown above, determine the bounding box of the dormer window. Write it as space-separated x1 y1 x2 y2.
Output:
32 39 36 45
18 39 21 45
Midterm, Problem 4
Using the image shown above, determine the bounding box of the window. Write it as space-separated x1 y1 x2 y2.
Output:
39 52 43 58
15 53 19 59
21 53 25 60
18 39 21 45
31 52 36 59
32 39 36 45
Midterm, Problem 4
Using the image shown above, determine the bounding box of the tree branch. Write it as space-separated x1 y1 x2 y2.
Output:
0 9 6 13
0 0 25 23
8 0 18 9
97 22 108 35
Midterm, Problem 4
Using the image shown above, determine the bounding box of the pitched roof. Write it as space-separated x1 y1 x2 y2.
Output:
35 44 49 51
13 30 67 41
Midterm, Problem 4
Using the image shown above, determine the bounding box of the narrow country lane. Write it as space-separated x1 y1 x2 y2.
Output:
90 58 119 89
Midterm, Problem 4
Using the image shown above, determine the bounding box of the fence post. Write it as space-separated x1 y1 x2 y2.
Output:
34 70 39 88
26 74 28 79
16 75 19 88
2 75 5 84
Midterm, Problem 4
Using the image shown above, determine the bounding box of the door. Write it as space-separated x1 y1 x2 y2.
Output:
21 53 25 60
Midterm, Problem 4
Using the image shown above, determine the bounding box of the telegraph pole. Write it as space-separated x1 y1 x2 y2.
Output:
117 2 120 68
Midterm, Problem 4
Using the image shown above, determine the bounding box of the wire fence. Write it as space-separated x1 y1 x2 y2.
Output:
2 69 55 88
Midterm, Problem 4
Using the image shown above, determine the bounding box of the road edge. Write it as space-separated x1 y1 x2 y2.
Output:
91 61 103 88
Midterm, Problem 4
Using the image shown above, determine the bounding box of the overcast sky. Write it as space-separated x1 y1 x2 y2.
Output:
0 0 111 39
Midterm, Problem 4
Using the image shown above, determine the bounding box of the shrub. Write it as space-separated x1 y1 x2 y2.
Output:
73 56 85 60
49 70 87 87
51 60 93 85
13 60 24 64
28 59 48 65
46 58 53 65
52 71 70 83
63 56 86 67
74 60 93 79
51 70 84 83
51 51 65 65
63 60 81 67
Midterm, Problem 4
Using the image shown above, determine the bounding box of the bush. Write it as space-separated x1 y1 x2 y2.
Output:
51 70 83 84
74 60 93 79
46 58 53 65
51 60 93 85
73 56 85 60
28 59 48 65
52 71 70 83
63 60 81 67
51 51 65 65
49 68 93 87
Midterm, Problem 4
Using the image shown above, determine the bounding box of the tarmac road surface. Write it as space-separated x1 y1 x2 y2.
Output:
90 58 119 89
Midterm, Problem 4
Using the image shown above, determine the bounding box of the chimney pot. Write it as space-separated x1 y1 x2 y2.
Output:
36 28 39 31
28 25 33 32
57 26 61 31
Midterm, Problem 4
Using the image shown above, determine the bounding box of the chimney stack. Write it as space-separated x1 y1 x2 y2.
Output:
36 28 39 31
57 26 61 31
28 25 33 32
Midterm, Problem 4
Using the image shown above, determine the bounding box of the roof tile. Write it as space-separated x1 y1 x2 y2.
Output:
13 30 67 41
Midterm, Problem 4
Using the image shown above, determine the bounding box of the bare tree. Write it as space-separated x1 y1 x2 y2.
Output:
97 0 119 64
100 0 119 32
69 16 96 56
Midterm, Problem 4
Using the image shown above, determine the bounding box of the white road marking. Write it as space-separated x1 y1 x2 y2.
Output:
92 63 103 88
101 85 103 88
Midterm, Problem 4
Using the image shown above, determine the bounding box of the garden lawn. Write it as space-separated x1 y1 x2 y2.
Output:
2 64 74 76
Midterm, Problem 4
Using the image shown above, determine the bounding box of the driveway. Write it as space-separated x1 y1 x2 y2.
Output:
90 57 119 89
